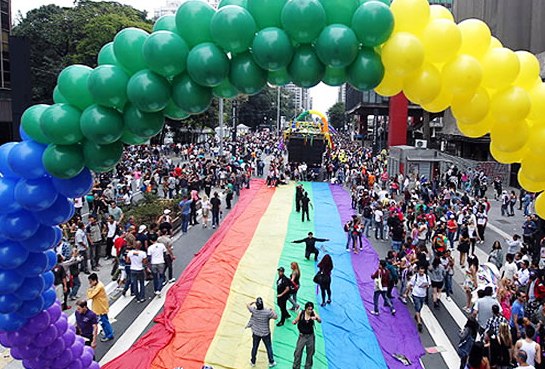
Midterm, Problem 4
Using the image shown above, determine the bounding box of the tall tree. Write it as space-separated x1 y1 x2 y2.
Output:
13 1 152 104
237 86 296 130
327 102 347 129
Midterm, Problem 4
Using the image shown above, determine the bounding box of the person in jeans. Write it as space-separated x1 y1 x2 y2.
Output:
292 302 322 369
404 265 430 333
147 233 173 298
178 195 192 234
246 297 277 368
87 273 114 342
370 260 396 316
374 205 384 240
127 241 147 302
158 229 176 283
211 192 221 229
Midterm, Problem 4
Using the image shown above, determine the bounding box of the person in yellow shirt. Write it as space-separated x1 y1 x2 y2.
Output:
87 273 114 342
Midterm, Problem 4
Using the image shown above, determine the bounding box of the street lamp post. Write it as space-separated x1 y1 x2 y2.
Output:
276 86 281 135
219 98 224 156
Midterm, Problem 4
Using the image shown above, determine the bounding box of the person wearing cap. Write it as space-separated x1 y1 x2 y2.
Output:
292 232 329 261
276 267 292 327
136 224 149 251
246 298 277 368
157 209 173 235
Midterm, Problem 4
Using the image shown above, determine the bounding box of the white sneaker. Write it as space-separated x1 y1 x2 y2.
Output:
249 360 255 367
446 296 452 302
169 278 176 283
268 362 276 368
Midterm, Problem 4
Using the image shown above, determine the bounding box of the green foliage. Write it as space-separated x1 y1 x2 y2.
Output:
327 102 347 129
13 0 152 104
123 193 180 226
237 86 296 130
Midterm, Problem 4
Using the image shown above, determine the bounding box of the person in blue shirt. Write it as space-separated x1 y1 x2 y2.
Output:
509 290 527 341
178 195 193 234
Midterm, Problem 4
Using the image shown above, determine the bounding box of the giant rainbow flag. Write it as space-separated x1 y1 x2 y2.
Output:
103 180 425 369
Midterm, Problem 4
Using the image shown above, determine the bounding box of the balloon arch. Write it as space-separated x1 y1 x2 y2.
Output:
1 0 545 367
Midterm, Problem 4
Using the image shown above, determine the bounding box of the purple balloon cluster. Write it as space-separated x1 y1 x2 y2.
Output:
0 301 99 369
0 129 98 368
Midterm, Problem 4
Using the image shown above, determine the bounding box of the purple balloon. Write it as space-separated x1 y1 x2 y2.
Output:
66 359 83 369
24 356 52 369
71 339 84 358
22 309 51 333
51 168 94 198
0 331 11 347
10 346 24 360
51 347 73 369
62 329 76 347
80 346 94 367
41 337 65 359
6 330 31 347
16 343 43 360
47 301 62 322
88 362 100 369
55 315 68 334
34 324 58 347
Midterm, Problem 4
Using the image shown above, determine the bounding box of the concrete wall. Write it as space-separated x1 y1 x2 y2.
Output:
453 0 545 54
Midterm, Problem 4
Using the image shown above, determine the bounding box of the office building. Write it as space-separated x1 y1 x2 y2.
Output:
284 83 311 112
0 0 11 142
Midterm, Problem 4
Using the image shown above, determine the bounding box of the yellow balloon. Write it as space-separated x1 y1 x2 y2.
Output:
381 32 425 77
421 87 452 113
458 19 492 58
535 193 545 219
488 37 503 50
374 71 403 97
481 48 520 90
457 118 491 138
451 87 490 124
403 63 441 104
421 19 462 64
442 54 482 96
391 0 431 34
522 152 545 182
517 169 545 193
490 120 529 153
490 86 531 124
514 51 541 89
528 122 545 156
429 4 454 22
528 83 545 121
490 143 527 164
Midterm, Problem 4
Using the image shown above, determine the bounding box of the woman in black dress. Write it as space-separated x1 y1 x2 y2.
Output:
317 254 333 307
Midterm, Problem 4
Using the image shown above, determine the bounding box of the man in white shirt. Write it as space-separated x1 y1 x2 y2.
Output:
502 254 519 281
404 266 430 333
127 241 147 302
514 260 530 288
374 206 384 240
147 234 173 298
105 216 117 260
75 222 90 274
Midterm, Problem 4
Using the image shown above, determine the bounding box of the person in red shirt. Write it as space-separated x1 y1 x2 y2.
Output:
446 215 458 249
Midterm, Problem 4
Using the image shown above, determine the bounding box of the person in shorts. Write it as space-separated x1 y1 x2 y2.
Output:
404 265 430 333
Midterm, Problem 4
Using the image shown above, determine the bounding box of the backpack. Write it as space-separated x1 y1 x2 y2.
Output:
386 263 399 284
363 206 372 219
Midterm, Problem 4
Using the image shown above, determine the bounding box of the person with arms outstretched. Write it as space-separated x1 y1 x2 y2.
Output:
292 232 329 261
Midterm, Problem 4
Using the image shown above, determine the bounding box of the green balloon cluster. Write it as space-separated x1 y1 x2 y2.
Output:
23 0 395 180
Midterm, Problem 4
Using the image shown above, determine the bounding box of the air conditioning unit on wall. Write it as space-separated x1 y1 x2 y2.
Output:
415 139 428 149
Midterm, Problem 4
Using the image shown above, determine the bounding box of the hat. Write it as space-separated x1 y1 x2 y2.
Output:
164 209 171 215
277 267 285 272
138 225 147 233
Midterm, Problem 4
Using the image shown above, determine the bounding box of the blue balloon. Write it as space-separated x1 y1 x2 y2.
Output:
42 287 56 310
17 294 45 318
51 167 94 198
0 294 23 314
0 270 24 294
0 313 27 331
42 271 55 290
0 177 22 214
17 252 49 277
14 177 59 212
53 226 63 247
0 210 40 240
0 142 18 178
45 249 57 270
7 141 47 179
19 124 31 141
21 224 57 253
0 241 29 269
14 275 46 301
34 195 73 226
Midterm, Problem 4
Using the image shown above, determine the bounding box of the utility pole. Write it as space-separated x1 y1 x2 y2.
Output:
219 98 224 156
276 86 281 135
232 99 237 157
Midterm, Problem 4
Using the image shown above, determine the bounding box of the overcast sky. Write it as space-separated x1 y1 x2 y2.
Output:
13 0 339 114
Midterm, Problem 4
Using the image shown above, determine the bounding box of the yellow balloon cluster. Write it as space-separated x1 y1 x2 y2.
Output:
375 0 545 219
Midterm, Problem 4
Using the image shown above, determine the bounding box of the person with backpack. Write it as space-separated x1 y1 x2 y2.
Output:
404 265 430 332
458 316 479 369
370 260 396 316
385 252 399 299
362 203 373 238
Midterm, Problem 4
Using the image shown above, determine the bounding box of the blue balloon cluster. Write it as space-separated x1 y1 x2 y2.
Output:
0 130 96 369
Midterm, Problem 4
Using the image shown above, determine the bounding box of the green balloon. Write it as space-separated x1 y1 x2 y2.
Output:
164 100 190 120
219 0 248 8
288 45 325 88
88 65 129 109
211 6 256 54
213 79 240 99
171 74 212 114
268 68 291 86
360 0 390 6
230 52 267 95
323 66 347 86
40 104 84 145
42 144 85 179
252 27 294 71
83 140 124 172
247 0 286 29
281 0 326 43
57 65 94 111
127 70 171 113
143 31 189 78
113 28 149 75
124 104 165 137
186 43 229 87
347 47 384 91
352 2 394 47
153 15 178 33
120 129 150 145
97 42 119 66
175 1 216 48
53 86 68 104
315 24 359 68
21 105 51 144
80 105 124 145
320 0 359 25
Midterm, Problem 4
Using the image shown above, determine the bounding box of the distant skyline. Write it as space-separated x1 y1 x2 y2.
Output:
13 0 339 113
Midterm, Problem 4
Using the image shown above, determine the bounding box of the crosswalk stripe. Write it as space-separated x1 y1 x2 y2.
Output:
440 293 466 330
419 304 461 369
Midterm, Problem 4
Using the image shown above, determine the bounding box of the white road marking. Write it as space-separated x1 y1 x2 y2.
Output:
419 303 460 369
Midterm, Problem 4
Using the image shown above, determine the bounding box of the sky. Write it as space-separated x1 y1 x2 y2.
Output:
13 0 339 114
